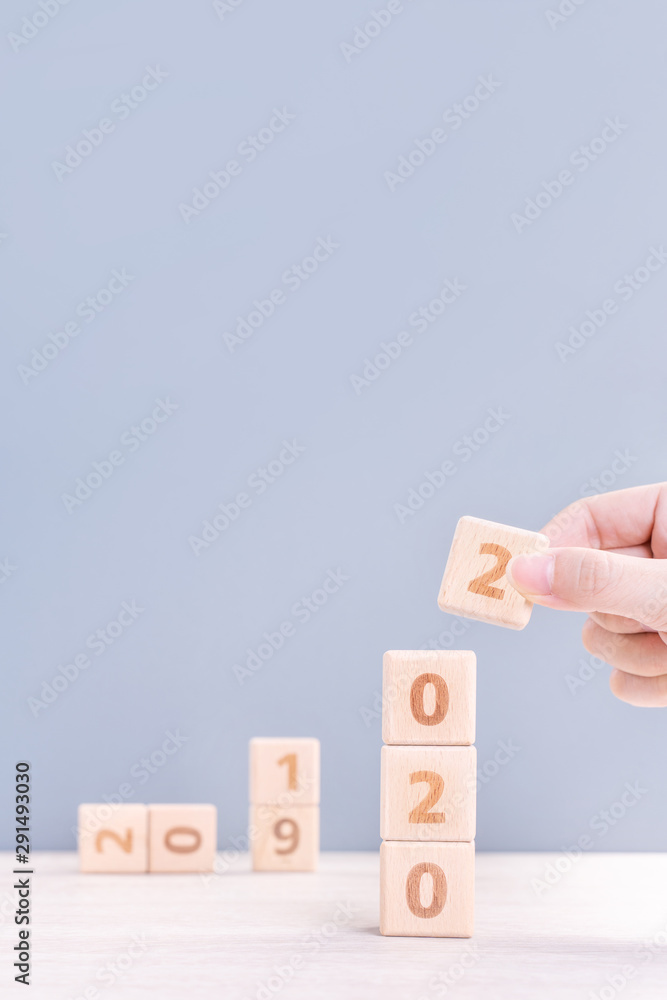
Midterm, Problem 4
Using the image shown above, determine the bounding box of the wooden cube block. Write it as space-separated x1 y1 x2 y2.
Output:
148 804 217 873
250 804 319 871
249 737 320 806
382 650 475 746
437 516 549 629
78 803 148 873
380 840 474 937
380 746 476 842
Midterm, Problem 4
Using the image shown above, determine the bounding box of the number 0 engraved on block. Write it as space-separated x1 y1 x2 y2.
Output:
405 862 447 919
467 542 512 600
277 753 298 791
273 818 299 854
164 826 202 853
95 829 132 854
409 673 449 727
408 771 446 824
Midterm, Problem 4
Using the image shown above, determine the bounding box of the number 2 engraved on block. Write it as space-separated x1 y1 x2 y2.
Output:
410 673 449 727
277 753 298 791
274 818 299 854
405 862 447 919
408 771 446 824
164 826 201 853
95 829 132 853
467 542 512 600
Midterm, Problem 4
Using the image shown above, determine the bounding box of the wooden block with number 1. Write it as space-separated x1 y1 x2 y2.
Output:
249 737 320 806
438 516 549 629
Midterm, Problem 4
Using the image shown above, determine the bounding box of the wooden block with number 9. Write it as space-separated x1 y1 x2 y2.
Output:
380 746 476 842
249 737 320 806
250 804 319 871
382 650 475 746
437 516 549 629
380 841 474 937
78 803 148 873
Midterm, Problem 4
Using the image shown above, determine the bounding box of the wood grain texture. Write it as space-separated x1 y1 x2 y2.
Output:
382 650 476 746
249 737 320 805
9 845 667 1000
78 803 148 873
9 852 667 1000
250 804 319 872
380 746 476 842
148 804 217 873
380 840 474 937
437 516 549 629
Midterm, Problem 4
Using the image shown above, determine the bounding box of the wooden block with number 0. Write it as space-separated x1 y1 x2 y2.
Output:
249 738 320 806
78 803 148 873
382 650 475 746
250 804 319 871
148 804 217 872
380 840 474 937
380 746 476 842
437 516 549 629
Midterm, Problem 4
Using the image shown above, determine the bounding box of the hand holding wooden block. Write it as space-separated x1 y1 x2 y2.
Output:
380 746 476 842
148 804 217 873
249 737 320 806
382 650 475 746
437 516 549 629
380 841 474 937
78 803 148 873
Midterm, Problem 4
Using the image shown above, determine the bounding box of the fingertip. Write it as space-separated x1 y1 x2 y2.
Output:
506 553 555 597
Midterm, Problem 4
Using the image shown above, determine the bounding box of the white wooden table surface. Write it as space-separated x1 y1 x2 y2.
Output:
2 852 667 999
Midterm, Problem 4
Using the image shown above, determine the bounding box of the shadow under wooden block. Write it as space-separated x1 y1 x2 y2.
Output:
437 515 549 629
148 804 217 872
250 804 319 872
249 737 320 806
380 840 474 937
382 650 476 746
78 803 148 873
380 746 476 842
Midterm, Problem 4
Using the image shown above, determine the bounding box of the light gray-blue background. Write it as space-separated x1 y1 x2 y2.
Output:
2 0 666 852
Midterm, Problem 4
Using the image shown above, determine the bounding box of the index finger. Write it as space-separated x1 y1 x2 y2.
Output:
541 483 667 554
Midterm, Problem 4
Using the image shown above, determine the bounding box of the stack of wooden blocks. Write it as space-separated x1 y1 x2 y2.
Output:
379 650 476 937
249 737 320 871
380 515 549 936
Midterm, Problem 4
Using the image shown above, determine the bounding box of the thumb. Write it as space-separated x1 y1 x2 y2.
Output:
506 547 667 629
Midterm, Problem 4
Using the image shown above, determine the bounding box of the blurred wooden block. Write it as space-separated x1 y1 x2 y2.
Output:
382 650 476 746
78 803 148 873
380 840 474 937
437 516 549 630
250 804 319 872
380 746 476 842
249 737 320 806
148 804 217 873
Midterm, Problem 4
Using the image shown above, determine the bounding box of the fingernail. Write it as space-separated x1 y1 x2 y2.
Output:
506 553 555 596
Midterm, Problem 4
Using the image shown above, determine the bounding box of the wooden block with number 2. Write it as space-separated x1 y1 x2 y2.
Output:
78 803 148 873
438 516 550 629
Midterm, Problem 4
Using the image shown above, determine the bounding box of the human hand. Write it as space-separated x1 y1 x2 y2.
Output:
506 483 667 707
